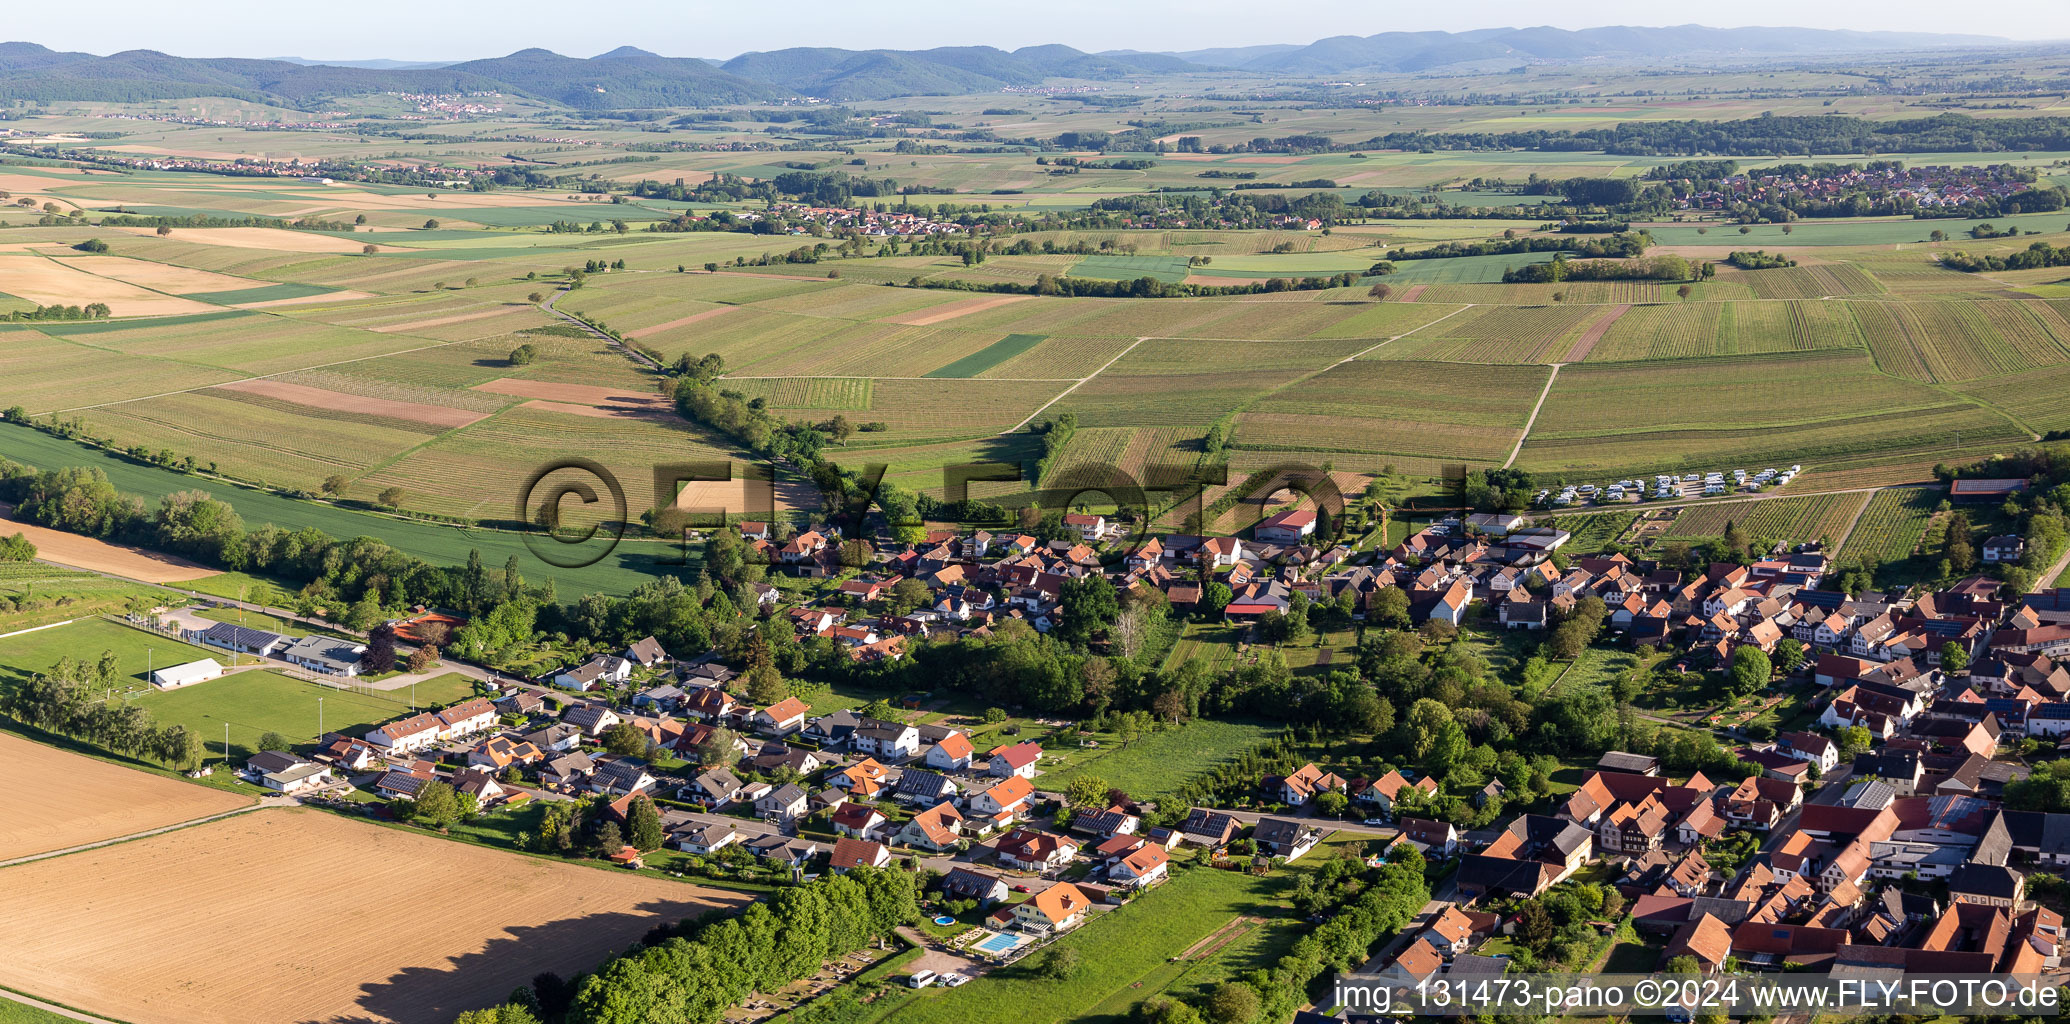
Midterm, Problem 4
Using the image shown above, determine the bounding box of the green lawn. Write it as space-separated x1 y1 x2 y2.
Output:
885 860 1306 1024
1041 718 1284 805
133 669 477 761
0 994 81 1024
0 616 222 691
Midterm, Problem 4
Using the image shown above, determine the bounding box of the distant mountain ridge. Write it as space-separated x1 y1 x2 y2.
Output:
0 26 2018 108
1158 24 2011 74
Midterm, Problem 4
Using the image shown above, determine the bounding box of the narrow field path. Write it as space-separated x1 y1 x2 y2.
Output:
1503 363 1562 469
0 798 289 870
1001 335 1149 434
1828 490 1879 556
0 987 125 1024
1561 302 1629 361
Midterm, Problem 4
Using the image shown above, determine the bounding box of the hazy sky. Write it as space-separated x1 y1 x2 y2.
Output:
13 0 2069 61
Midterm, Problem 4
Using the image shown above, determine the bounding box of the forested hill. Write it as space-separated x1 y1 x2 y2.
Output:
1156 25 2008 74
0 24 2015 108
0 41 1187 107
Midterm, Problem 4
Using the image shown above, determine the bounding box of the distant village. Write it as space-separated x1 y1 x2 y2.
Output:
1673 163 2035 213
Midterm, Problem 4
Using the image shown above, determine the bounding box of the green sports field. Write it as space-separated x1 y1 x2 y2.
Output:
134 669 477 761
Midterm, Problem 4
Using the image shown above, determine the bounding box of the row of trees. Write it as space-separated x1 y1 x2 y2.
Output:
555 867 920 1024
1 652 205 768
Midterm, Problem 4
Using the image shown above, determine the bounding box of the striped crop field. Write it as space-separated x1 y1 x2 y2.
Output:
1374 303 1600 363
1845 486 1942 564
1236 360 1548 464
1854 299 2070 382
1584 300 1867 361
1516 350 2028 475
1663 491 1869 547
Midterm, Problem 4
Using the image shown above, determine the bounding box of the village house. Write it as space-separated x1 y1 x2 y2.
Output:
365 711 444 754
1271 762 1349 804
832 802 890 840
1356 769 1439 816
941 867 1011 906
988 742 1042 778
246 751 332 794
900 802 966 852
1012 882 1094 935
969 775 1035 819
923 731 975 770
1108 843 1170 888
753 697 810 737
623 636 669 668
995 829 1080 872
562 702 621 737
1252 818 1321 862
589 758 656 796
1399 817 1461 856
467 735 544 770
553 655 632 691
1457 815 1594 899
756 783 809 820
829 837 891 873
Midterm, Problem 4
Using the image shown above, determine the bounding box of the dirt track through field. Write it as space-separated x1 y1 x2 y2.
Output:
370 306 513 333
0 504 218 582
625 304 738 338
1562 302 1630 361
0 808 746 1024
0 733 249 861
1179 915 1262 960
890 294 1030 326
214 378 491 428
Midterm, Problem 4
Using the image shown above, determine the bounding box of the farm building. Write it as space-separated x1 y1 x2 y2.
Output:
151 659 224 689
280 636 366 676
1951 478 2028 502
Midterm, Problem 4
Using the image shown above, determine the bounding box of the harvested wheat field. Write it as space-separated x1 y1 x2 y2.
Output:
106 225 395 253
0 504 218 582
68 255 271 294
0 808 746 1024
0 733 250 862
0 254 216 316
890 293 1029 326
625 304 737 338
472 378 665 407
370 306 515 333
213 378 492 428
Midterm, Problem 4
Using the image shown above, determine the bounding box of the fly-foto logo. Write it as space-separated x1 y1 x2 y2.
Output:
515 457 1361 571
